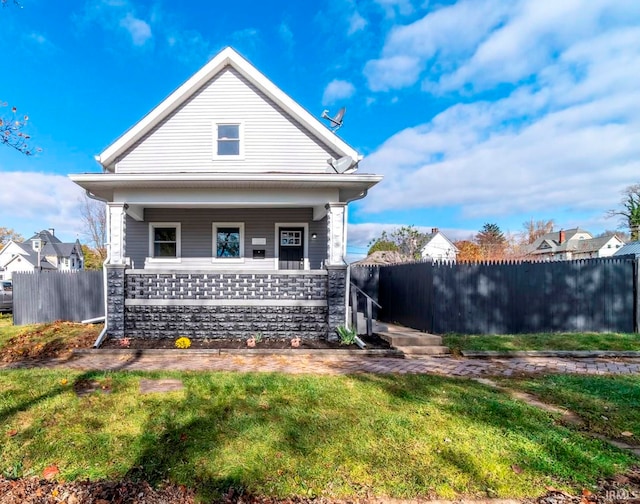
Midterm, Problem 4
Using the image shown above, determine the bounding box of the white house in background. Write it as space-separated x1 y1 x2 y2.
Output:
0 229 84 280
421 228 459 262
70 46 382 343
525 228 624 261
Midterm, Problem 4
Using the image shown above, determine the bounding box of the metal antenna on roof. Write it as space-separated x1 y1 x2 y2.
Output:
321 107 346 132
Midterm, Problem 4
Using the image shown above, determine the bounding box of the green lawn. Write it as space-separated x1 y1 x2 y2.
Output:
500 374 640 446
0 314 24 346
443 332 640 353
0 370 635 502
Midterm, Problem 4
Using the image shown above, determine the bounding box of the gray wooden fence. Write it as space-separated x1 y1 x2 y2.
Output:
13 271 104 325
351 256 638 334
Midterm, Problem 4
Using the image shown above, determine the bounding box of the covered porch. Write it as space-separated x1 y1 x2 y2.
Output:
71 173 381 341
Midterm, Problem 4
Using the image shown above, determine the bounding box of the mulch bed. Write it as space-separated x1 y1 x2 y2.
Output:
101 334 391 351
1 467 639 503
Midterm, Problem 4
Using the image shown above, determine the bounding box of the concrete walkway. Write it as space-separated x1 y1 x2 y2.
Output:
4 350 640 376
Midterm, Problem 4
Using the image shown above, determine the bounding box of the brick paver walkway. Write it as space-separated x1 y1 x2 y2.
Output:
5 351 640 377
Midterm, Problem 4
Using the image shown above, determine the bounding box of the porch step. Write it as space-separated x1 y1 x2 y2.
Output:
379 332 443 347
374 322 450 356
393 345 452 355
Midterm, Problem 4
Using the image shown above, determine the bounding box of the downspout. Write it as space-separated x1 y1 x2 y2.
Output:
84 189 111 348
343 188 369 329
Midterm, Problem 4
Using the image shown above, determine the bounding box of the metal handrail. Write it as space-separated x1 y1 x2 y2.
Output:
349 281 380 336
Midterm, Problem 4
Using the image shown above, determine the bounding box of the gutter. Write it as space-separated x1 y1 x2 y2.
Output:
85 190 111 348
343 188 369 328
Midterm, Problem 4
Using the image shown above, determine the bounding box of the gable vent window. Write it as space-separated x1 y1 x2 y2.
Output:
214 123 243 158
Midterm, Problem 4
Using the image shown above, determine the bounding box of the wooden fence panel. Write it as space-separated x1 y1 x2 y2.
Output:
355 257 636 334
13 271 104 325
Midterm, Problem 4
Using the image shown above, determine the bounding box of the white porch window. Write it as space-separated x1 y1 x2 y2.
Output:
213 123 243 158
213 222 244 261
149 223 181 260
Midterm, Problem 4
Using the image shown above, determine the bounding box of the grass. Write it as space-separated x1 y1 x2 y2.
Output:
0 315 99 361
500 374 640 446
443 332 640 353
0 370 635 502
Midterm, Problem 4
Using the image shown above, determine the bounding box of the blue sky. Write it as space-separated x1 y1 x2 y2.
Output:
1 0 640 259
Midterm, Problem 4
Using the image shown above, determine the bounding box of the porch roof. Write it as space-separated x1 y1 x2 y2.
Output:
70 172 383 203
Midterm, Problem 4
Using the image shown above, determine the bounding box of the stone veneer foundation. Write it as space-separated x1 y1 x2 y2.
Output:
106 268 343 340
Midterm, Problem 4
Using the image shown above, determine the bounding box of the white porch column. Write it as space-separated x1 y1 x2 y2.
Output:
108 203 127 265
326 202 347 266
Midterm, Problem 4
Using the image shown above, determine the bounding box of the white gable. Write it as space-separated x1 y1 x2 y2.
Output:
116 67 341 174
421 233 458 262
0 242 29 267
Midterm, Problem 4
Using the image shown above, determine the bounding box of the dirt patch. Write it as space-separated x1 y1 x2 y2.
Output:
0 477 193 503
1 468 639 503
139 378 184 394
102 333 391 351
0 322 100 363
73 378 113 398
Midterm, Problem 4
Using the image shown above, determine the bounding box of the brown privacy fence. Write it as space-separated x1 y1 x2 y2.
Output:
350 256 639 334
12 271 104 325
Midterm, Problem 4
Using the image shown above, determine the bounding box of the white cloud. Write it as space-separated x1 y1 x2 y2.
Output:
322 79 356 106
0 172 87 242
365 0 510 91
373 0 415 18
79 1 219 62
119 13 152 46
364 55 423 91
278 22 294 48
359 7 640 226
347 11 367 35
80 0 153 48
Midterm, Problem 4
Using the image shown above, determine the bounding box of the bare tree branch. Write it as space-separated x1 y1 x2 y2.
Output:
79 194 107 260
0 103 38 155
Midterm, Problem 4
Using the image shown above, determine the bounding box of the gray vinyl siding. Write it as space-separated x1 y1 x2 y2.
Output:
125 208 327 270
116 67 340 173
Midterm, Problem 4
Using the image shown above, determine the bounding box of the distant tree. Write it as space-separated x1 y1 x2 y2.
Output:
0 227 23 247
521 218 554 245
81 245 104 270
475 223 507 259
455 240 483 262
607 184 640 241
367 231 399 255
79 195 107 261
367 225 430 261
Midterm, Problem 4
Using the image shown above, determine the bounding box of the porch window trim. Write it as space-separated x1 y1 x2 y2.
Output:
212 121 245 160
274 222 309 271
212 222 245 263
148 222 182 262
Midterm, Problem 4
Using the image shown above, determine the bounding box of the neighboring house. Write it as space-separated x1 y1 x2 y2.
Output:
525 228 624 261
70 47 382 342
421 228 459 262
613 241 640 257
0 229 84 280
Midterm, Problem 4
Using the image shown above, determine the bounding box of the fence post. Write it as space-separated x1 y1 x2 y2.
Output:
635 259 640 333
